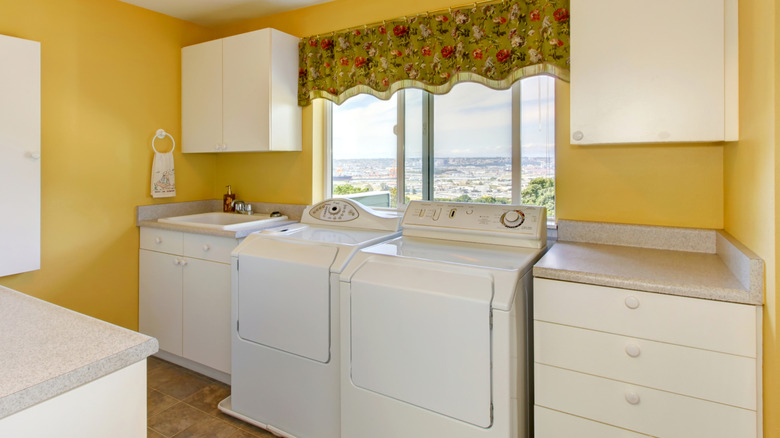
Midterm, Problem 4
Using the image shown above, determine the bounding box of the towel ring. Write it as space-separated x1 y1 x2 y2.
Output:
152 129 175 153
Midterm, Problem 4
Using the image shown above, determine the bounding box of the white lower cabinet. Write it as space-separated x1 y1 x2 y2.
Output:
533 278 761 438
139 227 236 374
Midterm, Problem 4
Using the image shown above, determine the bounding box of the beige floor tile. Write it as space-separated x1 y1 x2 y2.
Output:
183 383 231 417
148 363 211 400
148 388 179 417
147 427 166 438
174 417 239 438
215 413 276 437
148 402 211 437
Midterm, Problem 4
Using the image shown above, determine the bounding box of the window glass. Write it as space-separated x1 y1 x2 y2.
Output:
331 93 397 208
432 83 512 204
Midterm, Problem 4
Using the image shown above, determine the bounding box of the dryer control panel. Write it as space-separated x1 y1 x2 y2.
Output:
402 201 547 248
301 198 402 232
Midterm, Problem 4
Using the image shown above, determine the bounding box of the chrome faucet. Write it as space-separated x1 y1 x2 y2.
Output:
231 200 253 215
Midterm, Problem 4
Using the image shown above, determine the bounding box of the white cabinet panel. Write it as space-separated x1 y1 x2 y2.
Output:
570 0 737 144
181 39 223 153
534 278 756 357
139 227 236 373
536 364 756 438
535 321 757 409
183 258 231 374
535 406 651 438
139 249 183 355
0 34 40 277
182 28 301 153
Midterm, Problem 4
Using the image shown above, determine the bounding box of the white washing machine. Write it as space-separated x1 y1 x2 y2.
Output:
339 201 547 438
218 198 402 438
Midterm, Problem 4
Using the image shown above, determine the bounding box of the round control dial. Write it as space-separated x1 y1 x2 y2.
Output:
500 210 525 228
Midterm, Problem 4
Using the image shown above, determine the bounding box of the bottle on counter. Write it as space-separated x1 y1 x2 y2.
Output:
224 185 236 212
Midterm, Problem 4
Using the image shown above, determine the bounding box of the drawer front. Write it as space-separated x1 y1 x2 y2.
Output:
182 233 236 263
534 279 757 357
534 321 757 409
535 406 651 438
535 364 757 438
140 227 182 254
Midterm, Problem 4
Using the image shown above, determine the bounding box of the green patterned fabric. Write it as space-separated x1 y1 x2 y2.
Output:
298 0 570 106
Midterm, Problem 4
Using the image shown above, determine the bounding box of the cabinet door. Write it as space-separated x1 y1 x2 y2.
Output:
182 39 223 153
570 0 729 144
0 35 40 276
139 249 183 355
182 258 231 373
222 30 270 152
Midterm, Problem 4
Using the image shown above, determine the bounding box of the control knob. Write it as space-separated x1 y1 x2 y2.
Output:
500 210 525 228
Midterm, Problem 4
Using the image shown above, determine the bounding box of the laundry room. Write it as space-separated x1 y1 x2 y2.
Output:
0 0 777 437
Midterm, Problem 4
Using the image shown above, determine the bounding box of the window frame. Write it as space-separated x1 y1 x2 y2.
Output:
324 79 551 213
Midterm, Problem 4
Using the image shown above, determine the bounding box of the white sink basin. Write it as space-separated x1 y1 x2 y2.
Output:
158 212 289 231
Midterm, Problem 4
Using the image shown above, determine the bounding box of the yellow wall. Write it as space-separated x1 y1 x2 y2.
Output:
724 0 778 435
0 0 218 328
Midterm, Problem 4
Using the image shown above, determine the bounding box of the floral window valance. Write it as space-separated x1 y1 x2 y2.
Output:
298 0 570 106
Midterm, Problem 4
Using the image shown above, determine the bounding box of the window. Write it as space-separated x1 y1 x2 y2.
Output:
328 76 555 218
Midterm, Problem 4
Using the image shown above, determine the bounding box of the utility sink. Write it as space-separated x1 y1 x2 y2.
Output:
158 212 289 231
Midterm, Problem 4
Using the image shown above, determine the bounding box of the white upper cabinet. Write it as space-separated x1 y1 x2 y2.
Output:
182 28 302 153
0 34 40 277
570 0 738 145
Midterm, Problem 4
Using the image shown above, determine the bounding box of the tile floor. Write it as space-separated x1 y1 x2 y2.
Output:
147 356 275 438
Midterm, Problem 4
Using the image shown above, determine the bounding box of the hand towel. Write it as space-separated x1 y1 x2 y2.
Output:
151 150 175 198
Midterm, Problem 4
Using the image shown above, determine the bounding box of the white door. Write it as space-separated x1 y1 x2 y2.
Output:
139 250 183 355
0 35 40 277
182 257 231 373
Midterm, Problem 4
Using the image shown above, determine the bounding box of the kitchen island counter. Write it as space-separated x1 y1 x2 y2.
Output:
0 285 158 419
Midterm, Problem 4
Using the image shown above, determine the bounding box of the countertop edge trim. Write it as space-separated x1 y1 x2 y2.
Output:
0 337 158 419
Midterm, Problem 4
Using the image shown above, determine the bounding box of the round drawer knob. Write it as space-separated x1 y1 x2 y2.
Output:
572 130 584 141
625 391 640 405
203 244 211 252
625 296 640 309
155 237 162 244
173 259 180 265
179 259 188 266
625 343 641 358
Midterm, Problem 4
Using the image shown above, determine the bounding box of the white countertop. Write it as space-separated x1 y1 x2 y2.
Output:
0 286 158 419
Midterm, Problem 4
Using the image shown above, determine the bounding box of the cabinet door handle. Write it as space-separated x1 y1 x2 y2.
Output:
625 343 641 358
173 258 180 265
624 296 640 309
202 244 211 252
155 237 163 244
179 259 188 266
625 391 640 405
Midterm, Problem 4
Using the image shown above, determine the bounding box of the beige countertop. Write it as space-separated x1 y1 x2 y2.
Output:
534 221 763 306
0 286 158 419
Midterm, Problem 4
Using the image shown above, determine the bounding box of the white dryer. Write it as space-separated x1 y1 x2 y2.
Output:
219 198 401 438
339 201 547 438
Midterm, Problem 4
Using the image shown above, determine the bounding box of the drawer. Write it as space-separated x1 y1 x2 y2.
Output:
534 321 757 409
535 364 757 438
535 406 651 437
533 279 757 357
140 228 182 254
182 233 237 264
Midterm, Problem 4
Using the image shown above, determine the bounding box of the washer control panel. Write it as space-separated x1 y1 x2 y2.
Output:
402 201 546 247
308 199 359 222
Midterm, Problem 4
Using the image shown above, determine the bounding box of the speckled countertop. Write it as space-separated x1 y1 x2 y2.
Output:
534 220 764 306
136 200 305 238
0 286 158 419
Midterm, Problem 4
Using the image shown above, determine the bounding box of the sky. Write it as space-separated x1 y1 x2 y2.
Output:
332 76 555 160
